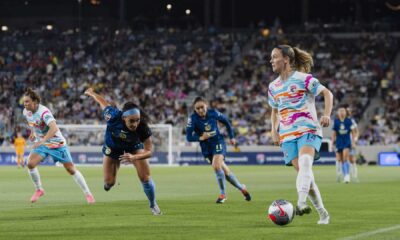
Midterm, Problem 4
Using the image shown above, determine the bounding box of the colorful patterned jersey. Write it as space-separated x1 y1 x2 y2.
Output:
268 71 326 143
23 104 66 148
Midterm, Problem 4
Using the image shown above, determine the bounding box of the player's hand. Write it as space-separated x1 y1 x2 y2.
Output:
200 133 211 141
119 152 135 164
320 116 330 127
84 88 95 97
229 138 236 146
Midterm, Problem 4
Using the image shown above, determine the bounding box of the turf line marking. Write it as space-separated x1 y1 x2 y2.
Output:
338 225 400 240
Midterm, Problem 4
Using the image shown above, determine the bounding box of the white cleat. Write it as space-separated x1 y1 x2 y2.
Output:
343 174 350 184
151 205 162 216
317 209 330 225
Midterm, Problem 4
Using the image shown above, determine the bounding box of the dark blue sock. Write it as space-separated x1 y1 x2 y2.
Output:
215 169 226 195
225 172 243 191
141 178 156 208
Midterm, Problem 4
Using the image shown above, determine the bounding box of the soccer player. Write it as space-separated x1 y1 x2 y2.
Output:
346 107 359 182
186 97 251 204
13 132 26 168
268 45 333 224
84 88 161 215
22 88 95 204
332 107 357 183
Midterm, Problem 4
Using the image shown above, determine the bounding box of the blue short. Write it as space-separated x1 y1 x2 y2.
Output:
32 145 73 163
102 144 144 160
200 140 226 164
281 133 322 166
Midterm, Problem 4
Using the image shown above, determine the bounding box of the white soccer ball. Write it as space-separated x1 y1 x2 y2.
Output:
268 199 295 226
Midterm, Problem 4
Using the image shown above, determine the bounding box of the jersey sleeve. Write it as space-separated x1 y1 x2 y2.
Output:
214 110 235 139
268 86 278 109
305 75 325 96
186 115 200 142
103 106 121 123
41 110 56 125
138 123 152 142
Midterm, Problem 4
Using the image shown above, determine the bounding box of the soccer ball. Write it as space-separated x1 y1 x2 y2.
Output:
268 199 295 226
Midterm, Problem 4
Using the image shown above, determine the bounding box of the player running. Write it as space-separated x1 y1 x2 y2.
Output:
22 88 95 204
84 88 161 215
186 97 251 204
268 45 333 224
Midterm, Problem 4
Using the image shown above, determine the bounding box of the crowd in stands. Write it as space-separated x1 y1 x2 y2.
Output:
0 26 398 147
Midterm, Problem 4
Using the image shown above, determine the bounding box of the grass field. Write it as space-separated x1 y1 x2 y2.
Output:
0 165 399 240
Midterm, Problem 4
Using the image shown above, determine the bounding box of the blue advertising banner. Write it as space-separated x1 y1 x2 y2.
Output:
0 151 336 165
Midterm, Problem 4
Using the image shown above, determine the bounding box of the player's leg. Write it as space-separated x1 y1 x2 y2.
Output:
349 149 359 182
103 156 120 191
27 149 46 203
16 151 22 168
222 162 251 201
52 146 95 203
335 151 343 182
132 150 161 215
342 148 351 183
212 154 227 203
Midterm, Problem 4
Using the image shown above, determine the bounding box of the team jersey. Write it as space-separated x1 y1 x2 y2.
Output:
186 109 234 143
103 106 152 151
268 71 326 143
333 118 355 150
14 137 26 150
23 104 66 148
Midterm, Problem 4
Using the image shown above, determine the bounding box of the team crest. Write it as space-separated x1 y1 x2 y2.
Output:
119 133 127 139
289 84 298 93
104 113 111 121
105 147 111 155
205 124 211 131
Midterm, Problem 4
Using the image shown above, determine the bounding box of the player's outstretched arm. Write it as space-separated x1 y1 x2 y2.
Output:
84 88 110 110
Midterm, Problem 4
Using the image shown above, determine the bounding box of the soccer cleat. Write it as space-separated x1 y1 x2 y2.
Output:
241 185 251 201
150 205 162 215
85 194 96 204
216 194 227 204
317 209 330 224
30 189 45 203
296 204 312 216
343 174 350 184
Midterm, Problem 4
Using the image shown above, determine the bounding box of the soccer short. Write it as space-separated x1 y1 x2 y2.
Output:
336 143 352 153
102 144 144 160
281 133 322 166
15 148 25 155
200 140 226 164
32 145 73 163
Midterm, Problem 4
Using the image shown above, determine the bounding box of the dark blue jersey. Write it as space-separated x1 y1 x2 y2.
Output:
333 117 354 150
186 109 234 143
102 106 152 152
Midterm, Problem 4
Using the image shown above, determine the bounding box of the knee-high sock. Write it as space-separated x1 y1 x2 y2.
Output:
215 169 226 195
296 154 313 206
29 168 43 190
225 172 243 191
308 178 325 213
336 161 342 177
342 160 350 176
72 170 92 195
142 178 156 208
350 162 358 179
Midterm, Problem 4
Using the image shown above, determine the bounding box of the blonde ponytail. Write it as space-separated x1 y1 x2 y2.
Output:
293 47 313 73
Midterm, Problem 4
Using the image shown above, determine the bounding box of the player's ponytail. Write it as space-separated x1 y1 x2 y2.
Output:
193 96 207 106
293 47 313 73
23 88 41 103
276 45 313 73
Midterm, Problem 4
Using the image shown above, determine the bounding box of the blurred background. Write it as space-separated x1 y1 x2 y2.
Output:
0 0 399 165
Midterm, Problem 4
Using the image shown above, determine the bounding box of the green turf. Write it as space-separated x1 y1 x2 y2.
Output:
0 165 399 240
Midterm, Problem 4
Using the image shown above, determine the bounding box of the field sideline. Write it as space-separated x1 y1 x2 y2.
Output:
0 165 399 240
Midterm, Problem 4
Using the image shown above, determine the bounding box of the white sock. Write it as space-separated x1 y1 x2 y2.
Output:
296 154 313 206
336 161 342 178
72 170 92 195
351 162 358 179
29 168 43 190
308 178 325 214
